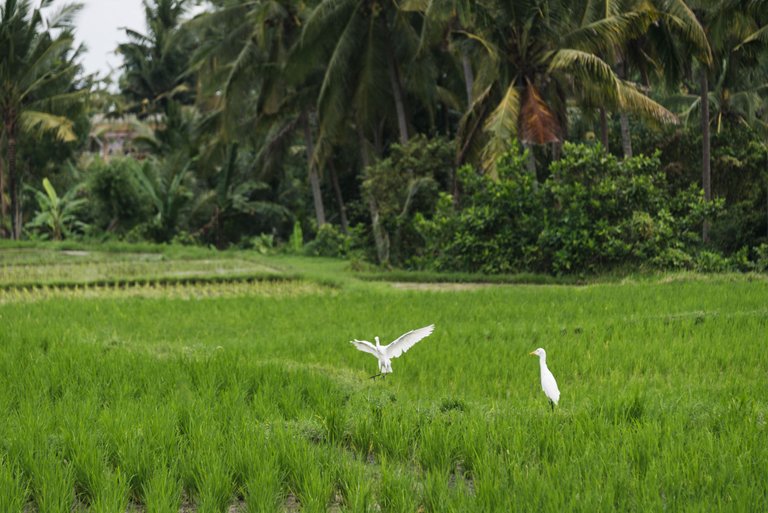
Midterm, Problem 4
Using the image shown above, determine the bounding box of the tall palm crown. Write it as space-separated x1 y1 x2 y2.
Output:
673 0 768 132
191 1 329 227
191 0 309 147
435 0 679 170
117 0 197 117
299 0 420 149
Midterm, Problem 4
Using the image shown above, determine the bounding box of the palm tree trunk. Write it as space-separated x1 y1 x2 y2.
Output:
461 50 474 105
700 69 711 242
618 61 633 159
358 125 389 265
7 127 21 240
0 152 6 238
370 198 390 266
523 142 538 188
551 142 562 162
619 113 633 159
599 107 609 151
328 160 349 234
385 37 409 144
301 111 326 227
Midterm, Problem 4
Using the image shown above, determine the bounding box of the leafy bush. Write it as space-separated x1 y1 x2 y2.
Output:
415 148 542 273
632 125 768 255
694 251 732 273
303 224 352 258
244 233 276 255
86 157 151 234
651 247 694 270
288 221 304 254
755 243 768 272
362 135 455 265
416 142 720 275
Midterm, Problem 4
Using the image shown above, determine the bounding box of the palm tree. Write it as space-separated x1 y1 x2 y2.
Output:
667 0 768 241
116 0 197 118
191 0 331 228
299 0 421 148
0 0 86 239
612 0 711 159
297 0 427 262
440 0 678 173
193 142 292 247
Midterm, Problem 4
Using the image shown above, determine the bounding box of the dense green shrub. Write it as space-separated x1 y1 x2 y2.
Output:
85 157 152 235
755 243 768 272
416 143 721 275
303 224 352 258
414 148 542 273
362 135 455 266
631 125 768 254
731 243 768 273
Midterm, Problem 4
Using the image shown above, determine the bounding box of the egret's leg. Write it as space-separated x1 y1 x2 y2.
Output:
369 373 381 380
549 401 555 412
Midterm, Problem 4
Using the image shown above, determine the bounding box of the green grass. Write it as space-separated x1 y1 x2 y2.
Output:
0 246 766 511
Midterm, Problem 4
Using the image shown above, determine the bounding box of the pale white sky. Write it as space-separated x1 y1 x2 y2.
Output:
71 1 207 80
73 0 147 79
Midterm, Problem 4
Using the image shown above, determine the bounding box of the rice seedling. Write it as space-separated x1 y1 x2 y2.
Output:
377 457 419 513
0 457 28 513
243 452 284 513
29 451 75 513
90 468 131 513
0 248 766 511
335 457 374 513
141 462 183 513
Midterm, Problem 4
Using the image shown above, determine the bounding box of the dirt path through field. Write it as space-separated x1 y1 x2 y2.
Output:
389 282 499 291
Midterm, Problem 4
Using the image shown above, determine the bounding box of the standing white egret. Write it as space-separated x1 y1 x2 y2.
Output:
350 324 435 378
530 348 560 410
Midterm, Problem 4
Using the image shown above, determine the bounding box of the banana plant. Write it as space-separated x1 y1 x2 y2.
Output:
26 178 87 240
134 156 195 242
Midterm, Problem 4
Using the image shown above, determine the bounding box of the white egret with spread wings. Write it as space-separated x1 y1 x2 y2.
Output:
350 325 435 378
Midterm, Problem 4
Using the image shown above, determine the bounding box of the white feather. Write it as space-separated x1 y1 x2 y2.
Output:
350 325 435 375
530 347 560 406
382 324 435 359
350 339 378 356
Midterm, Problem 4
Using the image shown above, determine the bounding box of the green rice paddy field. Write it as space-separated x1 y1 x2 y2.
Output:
0 246 766 512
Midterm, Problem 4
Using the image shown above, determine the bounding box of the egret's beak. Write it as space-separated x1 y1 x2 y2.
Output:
529 351 536 356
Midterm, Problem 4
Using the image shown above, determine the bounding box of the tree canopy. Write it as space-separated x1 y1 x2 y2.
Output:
2 0 768 274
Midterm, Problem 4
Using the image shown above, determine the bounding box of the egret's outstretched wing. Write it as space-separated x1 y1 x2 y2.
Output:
350 339 378 356
383 324 435 359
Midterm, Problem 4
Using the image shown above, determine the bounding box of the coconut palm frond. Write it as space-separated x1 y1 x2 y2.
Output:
618 80 678 124
519 81 561 145
566 11 654 54
481 83 520 172
736 24 768 50
549 49 620 89
19 111 77 142
658 0 712 65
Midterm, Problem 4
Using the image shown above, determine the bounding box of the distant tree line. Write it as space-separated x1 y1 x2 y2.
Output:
1 0 768 274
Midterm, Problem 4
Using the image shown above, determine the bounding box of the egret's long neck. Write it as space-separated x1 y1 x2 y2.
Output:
375 336 381 348
538 355 547 370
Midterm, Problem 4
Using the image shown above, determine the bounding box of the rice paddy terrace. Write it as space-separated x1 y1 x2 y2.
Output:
1 245 766 512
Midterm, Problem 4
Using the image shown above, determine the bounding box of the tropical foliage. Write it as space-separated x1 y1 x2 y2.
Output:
2 0 768 275
416 143 720 274
0 0 86 239
26 177 87 240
